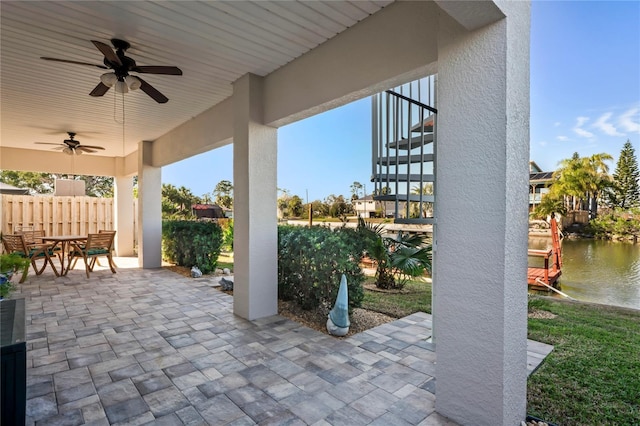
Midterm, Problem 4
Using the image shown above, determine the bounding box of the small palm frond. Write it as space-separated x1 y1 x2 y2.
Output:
391 245 431 276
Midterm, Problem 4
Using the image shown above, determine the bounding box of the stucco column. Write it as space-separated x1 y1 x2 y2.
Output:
233 73 278 320
137 140 162 268
433 2 530 425
114 175 135 256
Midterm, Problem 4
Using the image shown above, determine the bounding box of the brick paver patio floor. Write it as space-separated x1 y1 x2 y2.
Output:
15 258 552 425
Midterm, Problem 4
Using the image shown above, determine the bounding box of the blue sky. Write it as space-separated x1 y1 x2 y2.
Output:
163 1 640 202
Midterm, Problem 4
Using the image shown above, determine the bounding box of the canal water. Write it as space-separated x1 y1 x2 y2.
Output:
529 238 640 310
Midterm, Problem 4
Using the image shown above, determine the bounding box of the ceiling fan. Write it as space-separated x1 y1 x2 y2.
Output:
35 132 105 155
41 38 182 103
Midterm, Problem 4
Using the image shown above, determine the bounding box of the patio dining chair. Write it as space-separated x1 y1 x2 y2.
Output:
68 232 117 278
17 229 63 265
1 234 59 282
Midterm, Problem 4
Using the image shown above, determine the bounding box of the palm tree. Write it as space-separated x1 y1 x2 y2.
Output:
410 183 433 218
357 218 431 289
549 152 612 217
582 153 613 218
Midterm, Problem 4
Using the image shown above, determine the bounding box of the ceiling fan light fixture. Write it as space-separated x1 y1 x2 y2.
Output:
115 80 128 94
127 76 141 90
63 147 73 155
100 72 117 87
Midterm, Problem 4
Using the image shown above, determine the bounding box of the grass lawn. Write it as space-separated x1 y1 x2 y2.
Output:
361 278 432 318
217 251 234 271
361 281 639 425
526 297 640 425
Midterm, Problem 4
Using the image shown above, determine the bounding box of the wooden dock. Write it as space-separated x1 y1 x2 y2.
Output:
528 215 562 290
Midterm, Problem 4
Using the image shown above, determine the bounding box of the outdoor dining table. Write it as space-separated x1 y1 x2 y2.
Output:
41 235 88 276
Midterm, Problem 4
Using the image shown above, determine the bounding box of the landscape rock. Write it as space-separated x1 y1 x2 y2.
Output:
190 266 202 278
219 277 234 291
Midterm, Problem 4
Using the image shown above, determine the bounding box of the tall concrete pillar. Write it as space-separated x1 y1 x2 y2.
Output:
114 175 135 256
137 140 162 268
433 2 530 425
232 73 278 320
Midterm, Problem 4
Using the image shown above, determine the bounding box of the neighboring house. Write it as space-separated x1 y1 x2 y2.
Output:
0 182 29 195
353 195 400 218
529 161 553 210
353 195 376 218
192 204 225 219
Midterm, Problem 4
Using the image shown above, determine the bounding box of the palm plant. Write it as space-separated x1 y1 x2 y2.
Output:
357 218 432 289
550 152 613 217
410 183 433 219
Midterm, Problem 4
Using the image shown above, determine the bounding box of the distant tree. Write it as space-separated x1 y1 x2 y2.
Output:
607 140 640 209
584 153 614 217
374 186 391 217
277 197 289 218
410 183 433 218
81 176 114 197
350 181 363 201
162 183 199 219
328 195 349 218
531 193 567 220
287 195 304 217
213 180 233 209
0 170 113 197
549 152 613 217
311 199 329 217
0 170 55 194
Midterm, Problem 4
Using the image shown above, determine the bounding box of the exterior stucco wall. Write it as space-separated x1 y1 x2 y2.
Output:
232 74 278 320
114 176 135 257
137 141 162 268
433 1 530 425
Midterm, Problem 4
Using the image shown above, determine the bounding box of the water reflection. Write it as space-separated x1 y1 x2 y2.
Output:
529 238 640 310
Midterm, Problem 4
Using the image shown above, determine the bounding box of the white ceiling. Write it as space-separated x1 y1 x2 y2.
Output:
1 1 392 158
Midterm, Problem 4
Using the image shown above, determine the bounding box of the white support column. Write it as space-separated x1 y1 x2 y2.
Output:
114 175 135 256
434 2 530 425
233 73 278 320
137 140 162 268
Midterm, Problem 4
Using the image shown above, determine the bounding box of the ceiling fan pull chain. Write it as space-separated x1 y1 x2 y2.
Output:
122 93 126 157
112 89 124 125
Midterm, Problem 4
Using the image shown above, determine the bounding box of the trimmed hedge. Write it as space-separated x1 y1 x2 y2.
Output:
162 220 223 274
278 225 365 311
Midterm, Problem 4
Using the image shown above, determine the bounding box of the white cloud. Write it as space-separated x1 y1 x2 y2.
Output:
539 141 548 147
554 122 561 127
619 107 640 133
573 116 594 138
593 112 624 136
556 135 569 141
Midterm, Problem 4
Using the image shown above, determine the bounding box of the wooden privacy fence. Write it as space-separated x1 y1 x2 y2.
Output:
1 195 137 246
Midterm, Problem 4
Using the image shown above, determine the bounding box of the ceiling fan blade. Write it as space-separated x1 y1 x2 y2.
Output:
137 77 169 103
79 145 105 150
40 57 108 69
131 66 183 75
91 40 121 66
35 142 63 146
77 147 98 153
89 82 111 97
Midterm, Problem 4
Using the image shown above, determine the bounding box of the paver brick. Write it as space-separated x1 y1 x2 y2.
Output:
19 262 548 426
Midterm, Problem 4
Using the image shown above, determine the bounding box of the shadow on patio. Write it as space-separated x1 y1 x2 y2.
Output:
16 259 550 425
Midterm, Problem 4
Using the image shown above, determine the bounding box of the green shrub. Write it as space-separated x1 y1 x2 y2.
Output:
162 220 223 274
218 218 234 251
278 225 365 311
587 208 640 237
